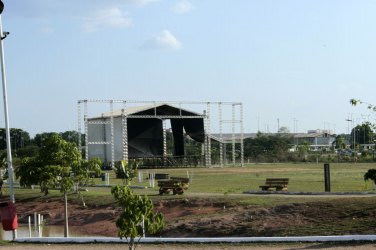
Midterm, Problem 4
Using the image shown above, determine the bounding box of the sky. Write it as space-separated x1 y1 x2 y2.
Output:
1 0 376 136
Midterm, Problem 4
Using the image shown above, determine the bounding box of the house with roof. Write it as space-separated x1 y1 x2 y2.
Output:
293 129 336 151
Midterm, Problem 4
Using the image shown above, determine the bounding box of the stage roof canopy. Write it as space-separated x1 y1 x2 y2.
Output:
88 103 205 158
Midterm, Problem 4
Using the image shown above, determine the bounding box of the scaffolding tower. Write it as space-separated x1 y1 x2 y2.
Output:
77 99 244 167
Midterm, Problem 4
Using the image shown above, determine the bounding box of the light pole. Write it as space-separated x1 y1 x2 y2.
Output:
0 0 17 240
0 0 14 202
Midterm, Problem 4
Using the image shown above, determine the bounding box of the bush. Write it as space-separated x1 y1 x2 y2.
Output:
364 169 376 184
113 160 139 185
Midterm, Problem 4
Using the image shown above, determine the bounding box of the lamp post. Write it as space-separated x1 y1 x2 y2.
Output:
0 0 14 203
0 0 17 240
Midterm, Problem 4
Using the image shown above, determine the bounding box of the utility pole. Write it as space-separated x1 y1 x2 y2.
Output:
277 118 280 133
346 114 353 149
0 0 17 240
0 0 14 203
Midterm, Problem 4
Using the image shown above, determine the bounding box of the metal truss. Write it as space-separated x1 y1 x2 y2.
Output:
77 99 245 168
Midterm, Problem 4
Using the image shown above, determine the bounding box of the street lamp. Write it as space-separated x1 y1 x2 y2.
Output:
0 0 15 203
0 1 18 240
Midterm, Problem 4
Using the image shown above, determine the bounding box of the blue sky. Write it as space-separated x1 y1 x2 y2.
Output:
1 0 376 136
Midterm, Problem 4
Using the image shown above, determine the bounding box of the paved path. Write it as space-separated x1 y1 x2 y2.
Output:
2 243 376 250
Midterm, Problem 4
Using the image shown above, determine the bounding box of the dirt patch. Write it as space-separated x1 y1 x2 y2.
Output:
13 196 376 237
16 199 119 237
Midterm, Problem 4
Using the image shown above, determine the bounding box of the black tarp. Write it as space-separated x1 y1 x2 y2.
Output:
90 104 205 158
127 118 205 157
127 118 163 157
170 119 184 156
169 118 205 156
121 104 205 158
183 118 205 143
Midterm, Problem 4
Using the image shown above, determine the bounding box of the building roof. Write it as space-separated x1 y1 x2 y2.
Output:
211 133 257 143
294 132 335 138
89 103 203 120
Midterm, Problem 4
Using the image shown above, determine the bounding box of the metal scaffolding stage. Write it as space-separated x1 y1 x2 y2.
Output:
77 99 244 168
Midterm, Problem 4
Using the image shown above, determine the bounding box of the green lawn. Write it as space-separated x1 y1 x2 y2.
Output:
4 162 376 205
3 162 376 239
116 162 376 194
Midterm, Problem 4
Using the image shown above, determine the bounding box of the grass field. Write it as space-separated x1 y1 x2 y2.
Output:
2 162 376 239
98 162 376 193
4 162 375 206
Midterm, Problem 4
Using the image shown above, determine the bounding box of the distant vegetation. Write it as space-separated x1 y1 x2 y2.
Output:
0 127 375 166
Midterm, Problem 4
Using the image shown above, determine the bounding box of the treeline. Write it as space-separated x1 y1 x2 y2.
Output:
165 132 298 163
243 133 293 162
0 129 83 158
1 128 355 164
2 128 297 163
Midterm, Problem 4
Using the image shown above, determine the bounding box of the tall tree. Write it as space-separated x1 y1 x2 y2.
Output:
60 130 85 146
350 99 376 152
31 132 57 147
350 122 375 149
15 134 101 237
0 128 30 152
244 133 291 160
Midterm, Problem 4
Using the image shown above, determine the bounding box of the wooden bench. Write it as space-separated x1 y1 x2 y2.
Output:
150 173 170 180
259 178 289 191
157 177 189 195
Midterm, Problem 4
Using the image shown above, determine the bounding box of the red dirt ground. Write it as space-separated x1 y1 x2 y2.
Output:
13 196 376 238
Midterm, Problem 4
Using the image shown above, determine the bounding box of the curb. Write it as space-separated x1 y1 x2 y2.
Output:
14 235 376 244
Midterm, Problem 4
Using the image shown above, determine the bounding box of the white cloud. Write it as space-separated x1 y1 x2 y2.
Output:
126 0 158 6
141 30 183 50
155 30 182 49
81 7 133 33
171 0 194 14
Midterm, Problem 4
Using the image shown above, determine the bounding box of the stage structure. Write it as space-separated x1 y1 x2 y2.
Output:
77 100 244 168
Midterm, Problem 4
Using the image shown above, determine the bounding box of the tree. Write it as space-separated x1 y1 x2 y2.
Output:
111 158 163 250
350 99 376 112
31 132 57 147
15 133 102 237
334 135 346 149
60 130 85 147
350 99 376 156
0 128 31 153
350 122 375 149
17 155 52 195
364 169 376 185
297 141 310 160
15 145 39 158
278 126 290 134
111 185 164 250
114 160 138 185
243 133 292 161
